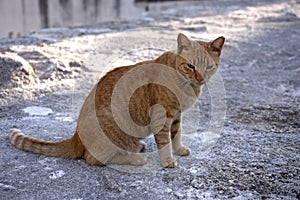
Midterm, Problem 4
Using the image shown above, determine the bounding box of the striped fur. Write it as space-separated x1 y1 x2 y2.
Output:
9 128 85 159
8 33 224 168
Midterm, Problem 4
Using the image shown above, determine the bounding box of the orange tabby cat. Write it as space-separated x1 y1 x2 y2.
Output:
9 33 225 168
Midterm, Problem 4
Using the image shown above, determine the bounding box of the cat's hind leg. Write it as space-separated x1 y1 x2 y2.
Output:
83 151 105 166
109 152 147 166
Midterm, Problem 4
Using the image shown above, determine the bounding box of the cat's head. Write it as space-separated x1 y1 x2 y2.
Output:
176 33 225 86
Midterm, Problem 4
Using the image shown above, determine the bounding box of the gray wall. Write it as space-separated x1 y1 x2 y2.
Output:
0 0 141 38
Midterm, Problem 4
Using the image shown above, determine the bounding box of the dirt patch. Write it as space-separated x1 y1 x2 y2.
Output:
0 52 37 88
232 102 300 133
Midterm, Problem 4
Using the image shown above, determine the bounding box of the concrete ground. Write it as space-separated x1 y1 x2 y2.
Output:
0 0 299 199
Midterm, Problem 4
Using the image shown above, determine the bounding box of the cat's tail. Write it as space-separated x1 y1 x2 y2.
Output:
8 128 85 159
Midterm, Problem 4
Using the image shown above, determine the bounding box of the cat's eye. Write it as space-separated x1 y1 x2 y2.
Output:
187 63 195 70
206 65 214 70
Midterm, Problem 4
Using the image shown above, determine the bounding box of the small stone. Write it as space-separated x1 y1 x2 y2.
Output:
174 191 184 198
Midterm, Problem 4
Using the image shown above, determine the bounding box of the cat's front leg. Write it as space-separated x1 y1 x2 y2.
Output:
154 120 177 168
171 115 190 156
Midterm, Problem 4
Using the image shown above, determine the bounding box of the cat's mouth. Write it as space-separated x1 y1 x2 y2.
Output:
190 79 205 87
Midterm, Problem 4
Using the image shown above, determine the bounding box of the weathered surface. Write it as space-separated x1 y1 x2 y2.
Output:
0 52 37 88
0 0 299 199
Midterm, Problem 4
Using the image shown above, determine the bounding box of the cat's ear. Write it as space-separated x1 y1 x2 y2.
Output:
177 33 192 53
209 36 225 56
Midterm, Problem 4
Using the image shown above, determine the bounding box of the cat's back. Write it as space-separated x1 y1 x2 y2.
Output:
97 60 153 94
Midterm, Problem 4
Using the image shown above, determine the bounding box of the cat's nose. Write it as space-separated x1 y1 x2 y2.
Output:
195 71 204 84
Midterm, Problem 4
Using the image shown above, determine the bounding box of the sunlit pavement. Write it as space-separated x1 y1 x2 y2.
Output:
0 0 299 199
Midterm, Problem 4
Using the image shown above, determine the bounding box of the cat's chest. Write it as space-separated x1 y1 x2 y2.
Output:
173 84 201 112
180 94 199 112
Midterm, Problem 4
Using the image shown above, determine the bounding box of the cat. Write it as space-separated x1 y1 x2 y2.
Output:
9 33 225 168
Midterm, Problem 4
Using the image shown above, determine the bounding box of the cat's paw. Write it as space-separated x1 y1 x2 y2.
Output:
131 154 147 166
174 146 190 156
161 157 177 168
